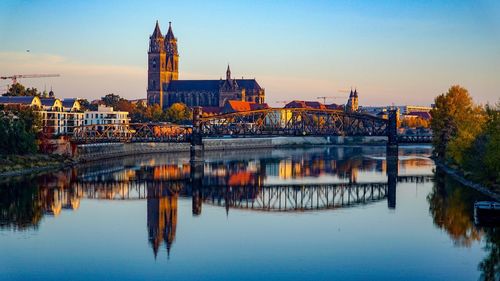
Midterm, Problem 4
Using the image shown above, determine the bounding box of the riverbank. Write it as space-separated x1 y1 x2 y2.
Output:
0 154 77 178
434 160 500 202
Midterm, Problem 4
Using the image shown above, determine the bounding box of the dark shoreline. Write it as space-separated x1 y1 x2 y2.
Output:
434 159 500 202
0 154 77 179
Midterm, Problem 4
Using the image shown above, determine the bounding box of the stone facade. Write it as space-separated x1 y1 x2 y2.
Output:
147 21 265 109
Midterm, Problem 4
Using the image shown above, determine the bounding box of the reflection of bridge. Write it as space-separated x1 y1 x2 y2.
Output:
71 108 428 145
72 174 432 210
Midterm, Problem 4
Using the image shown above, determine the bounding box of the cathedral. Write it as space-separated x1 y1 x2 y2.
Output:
147 21 266 109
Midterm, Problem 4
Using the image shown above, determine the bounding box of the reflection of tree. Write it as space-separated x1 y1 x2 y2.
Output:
427 169 482 247
428 168 500 280
0 180 43 230
479 227 500 281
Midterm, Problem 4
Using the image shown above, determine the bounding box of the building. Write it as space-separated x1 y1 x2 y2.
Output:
404 105 433 114
0 96 85 135
38 98 85 135
147 21 265 109
130 98 147 107
84 105 130 127
346 89 359 112
0 95 130 136
284 100 343 110
0 96 42 108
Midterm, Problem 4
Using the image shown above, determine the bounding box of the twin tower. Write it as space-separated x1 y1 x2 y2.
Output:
147 21 179 107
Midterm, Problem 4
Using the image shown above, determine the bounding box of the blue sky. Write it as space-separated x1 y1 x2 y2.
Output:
0 0 499 105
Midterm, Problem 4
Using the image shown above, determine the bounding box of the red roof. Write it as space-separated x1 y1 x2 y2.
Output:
223 101 269 113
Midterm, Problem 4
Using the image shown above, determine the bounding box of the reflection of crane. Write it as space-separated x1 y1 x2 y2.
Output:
0 74 60 84
316 96 344 104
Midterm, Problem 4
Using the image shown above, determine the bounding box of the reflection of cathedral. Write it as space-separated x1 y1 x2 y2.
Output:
147 184 178 258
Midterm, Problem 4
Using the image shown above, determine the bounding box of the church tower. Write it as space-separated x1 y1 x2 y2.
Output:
346 88 359 112
147 21 179 108
164 22 179 81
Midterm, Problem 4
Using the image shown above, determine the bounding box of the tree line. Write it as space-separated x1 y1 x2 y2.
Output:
431 85 499 189
0 107 39 155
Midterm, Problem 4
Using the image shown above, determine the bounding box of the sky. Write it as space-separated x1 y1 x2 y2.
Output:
0 0 499 106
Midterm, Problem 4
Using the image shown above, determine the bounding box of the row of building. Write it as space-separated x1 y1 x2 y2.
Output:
0 96 130 135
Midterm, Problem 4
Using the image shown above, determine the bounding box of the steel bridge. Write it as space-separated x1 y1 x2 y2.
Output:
197 108 389 137
71 108 418 144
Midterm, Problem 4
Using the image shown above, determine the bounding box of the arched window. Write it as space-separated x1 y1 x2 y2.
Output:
152 59 157 69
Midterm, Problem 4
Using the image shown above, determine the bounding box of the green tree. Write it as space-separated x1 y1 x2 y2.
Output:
101 93 124 108
0 108 39 155
430 85 486 164
2 83 39 97
463 102 500 187
78 98 97 111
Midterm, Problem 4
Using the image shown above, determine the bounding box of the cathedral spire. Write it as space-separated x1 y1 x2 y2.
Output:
152 20 163 38
165 21 175 40
226 64 231 80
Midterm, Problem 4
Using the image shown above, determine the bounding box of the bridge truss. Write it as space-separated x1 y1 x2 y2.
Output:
198 108 389 137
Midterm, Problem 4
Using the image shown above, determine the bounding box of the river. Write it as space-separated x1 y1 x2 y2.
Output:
0 145 498 280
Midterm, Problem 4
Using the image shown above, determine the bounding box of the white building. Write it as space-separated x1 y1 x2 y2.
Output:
0 97 131 136
84 105 130 128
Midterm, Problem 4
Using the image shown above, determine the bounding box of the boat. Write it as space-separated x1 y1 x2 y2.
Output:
474 201 500 226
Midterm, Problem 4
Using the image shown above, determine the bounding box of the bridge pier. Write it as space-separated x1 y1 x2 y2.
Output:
386 145 399 209
387 109 399 147
190 106 204 163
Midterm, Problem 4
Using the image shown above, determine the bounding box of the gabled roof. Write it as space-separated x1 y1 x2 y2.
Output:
0 96 37 104
284 100 326 110
40 98 59 106
167 80 220 92
235 79 262 91
166 79 262 92
62 98 77 107
223 100 269 113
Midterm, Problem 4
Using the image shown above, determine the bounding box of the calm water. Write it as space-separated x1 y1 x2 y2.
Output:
1 146 498 281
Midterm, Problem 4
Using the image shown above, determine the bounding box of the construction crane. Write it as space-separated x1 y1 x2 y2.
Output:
0 74 60 85
316 96 344 104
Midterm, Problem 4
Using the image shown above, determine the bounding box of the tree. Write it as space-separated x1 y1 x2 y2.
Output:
462 102 500 187
165 103 192 124
78 99 97 111
430 85 486 163
2 83 39 97
0 108 39 155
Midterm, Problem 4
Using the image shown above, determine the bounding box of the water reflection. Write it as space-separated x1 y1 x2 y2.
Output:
1 146 497 280
428 168 499 280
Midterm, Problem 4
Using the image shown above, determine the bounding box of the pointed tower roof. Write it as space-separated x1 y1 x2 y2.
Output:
349 88 353 98
226 64 231 80
165 21 175 40
354 88 358 98
152 20 163 38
